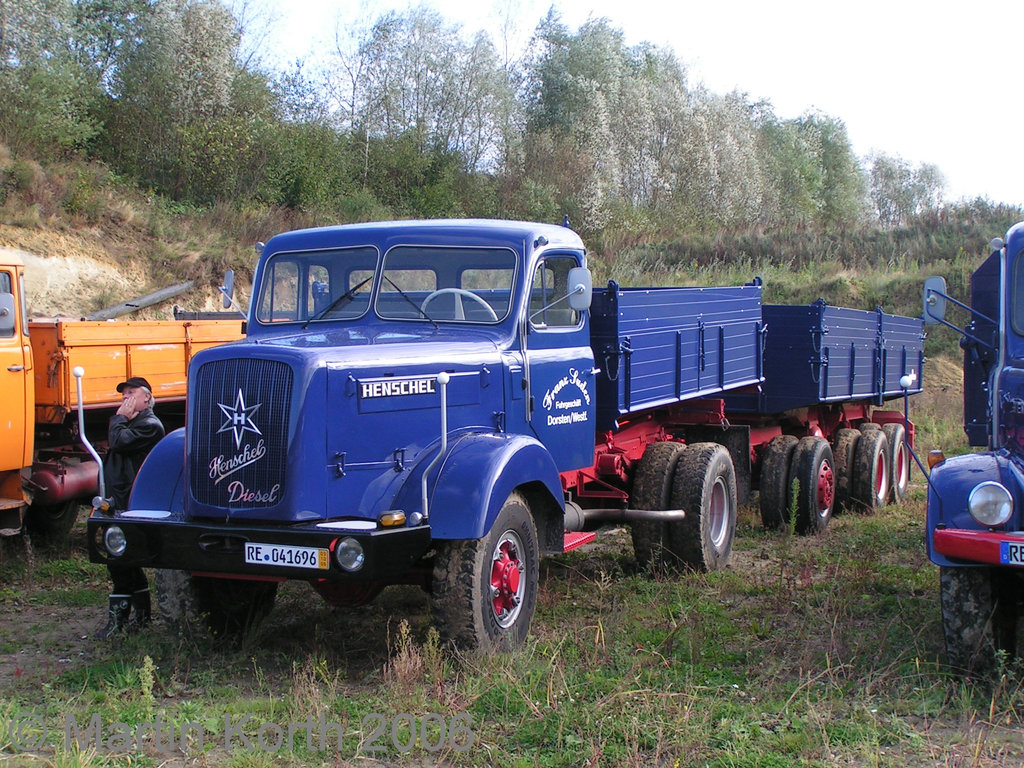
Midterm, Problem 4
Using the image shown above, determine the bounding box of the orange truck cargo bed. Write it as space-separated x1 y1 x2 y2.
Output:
29 318 245 423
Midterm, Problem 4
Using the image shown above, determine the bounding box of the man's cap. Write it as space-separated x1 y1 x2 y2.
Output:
116 376 152 393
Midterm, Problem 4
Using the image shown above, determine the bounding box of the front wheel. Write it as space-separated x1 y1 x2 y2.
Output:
25 500 80 548
432 491 539 652
939 566 1019 678
155 569 278 638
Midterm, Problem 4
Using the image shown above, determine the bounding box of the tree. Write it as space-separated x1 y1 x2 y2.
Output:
0 0 100 154
101 0 242 198
868 151 946 226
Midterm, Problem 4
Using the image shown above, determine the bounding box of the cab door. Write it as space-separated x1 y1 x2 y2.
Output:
523 254 596 472
0 265 30 475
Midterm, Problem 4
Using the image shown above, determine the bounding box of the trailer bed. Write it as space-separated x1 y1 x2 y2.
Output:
590 281 764 430
30 318 245 423
725 300 924 415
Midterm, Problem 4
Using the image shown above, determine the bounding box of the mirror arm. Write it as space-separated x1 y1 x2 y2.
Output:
924 286 997 352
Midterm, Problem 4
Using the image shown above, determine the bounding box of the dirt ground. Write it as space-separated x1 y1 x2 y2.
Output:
0 224 227 318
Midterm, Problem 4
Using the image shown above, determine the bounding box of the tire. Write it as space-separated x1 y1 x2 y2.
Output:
25 500 80 548
881 423 910 504
851 428 889 512
155 569 278 638
432 491 539 652
759 435 798 530
629 441 689 569
789 437 835 535
669 443 737 571
940 566 1019 678
831 428 861 512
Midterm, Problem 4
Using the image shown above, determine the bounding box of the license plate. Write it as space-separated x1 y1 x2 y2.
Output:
245 543 329 570
1000 541 1024 566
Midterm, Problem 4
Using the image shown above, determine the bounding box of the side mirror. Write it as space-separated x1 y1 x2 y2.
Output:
221 270 235 310
567 267 592 312
0 293 16 335
923 276 947 325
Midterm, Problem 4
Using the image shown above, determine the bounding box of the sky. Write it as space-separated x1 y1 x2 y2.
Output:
261 0 1024 207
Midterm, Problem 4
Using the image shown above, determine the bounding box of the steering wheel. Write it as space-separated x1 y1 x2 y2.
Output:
420 288 498 321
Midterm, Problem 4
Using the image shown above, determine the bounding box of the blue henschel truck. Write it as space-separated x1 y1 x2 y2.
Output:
87 219 923 650
925 221 1024 676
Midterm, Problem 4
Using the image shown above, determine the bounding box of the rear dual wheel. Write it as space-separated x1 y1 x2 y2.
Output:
759 435 799 530
882 423 910 503
831 428 861 512
630 441 737 572
670 443 737 571
759 435 835 535
851 427 889 512
630 442 689 569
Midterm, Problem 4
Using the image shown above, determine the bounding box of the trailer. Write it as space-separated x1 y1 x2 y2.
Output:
84 219 923 649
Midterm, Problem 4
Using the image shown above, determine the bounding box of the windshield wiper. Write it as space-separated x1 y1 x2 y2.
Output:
382 275 438 330
302 276 373 329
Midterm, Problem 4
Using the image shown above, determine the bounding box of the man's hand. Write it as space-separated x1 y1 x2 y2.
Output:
116 397 138 419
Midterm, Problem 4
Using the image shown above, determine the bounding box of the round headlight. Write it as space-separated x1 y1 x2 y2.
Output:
335 537 365 572
968 481 1013 527
104 525 127 557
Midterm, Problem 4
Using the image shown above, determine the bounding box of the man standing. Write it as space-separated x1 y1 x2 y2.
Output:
95 376 165 639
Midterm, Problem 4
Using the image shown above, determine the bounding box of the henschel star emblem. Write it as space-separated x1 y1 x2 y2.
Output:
217 389 263 449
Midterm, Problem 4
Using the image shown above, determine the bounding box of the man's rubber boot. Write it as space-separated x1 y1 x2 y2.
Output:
94 594 131 639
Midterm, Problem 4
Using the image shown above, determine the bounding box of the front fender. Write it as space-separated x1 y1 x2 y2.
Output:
927 449 1023 565
127 428 186 517
421 432 563 541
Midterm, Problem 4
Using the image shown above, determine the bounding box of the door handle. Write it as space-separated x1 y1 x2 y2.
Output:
7 365 25 372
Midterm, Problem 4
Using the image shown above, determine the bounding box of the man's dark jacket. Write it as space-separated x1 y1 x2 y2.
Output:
104 408 165 510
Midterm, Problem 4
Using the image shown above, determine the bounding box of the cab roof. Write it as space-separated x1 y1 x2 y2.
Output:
262 218 586 256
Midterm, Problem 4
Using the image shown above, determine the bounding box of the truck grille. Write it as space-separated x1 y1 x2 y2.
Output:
189 358 293 508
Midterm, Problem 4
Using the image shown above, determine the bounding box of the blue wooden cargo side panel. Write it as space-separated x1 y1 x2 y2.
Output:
728 300 925 415
590 282 764 430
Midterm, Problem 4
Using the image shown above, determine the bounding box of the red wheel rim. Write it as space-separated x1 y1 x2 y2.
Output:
490 531 525 628
894 442 909 493
875 451 888 502
817 460 835 514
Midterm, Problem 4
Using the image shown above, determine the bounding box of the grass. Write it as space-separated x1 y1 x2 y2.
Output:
3 487 1023 765
3 368 1021 768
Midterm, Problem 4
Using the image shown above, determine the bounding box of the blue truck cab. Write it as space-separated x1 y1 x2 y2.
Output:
925 221 1024 675
89 219 602 649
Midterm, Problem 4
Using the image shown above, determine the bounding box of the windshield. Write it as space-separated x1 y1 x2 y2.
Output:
1013 246 1024 337
254 244 518 326
255 246 378 324
375 246 516 324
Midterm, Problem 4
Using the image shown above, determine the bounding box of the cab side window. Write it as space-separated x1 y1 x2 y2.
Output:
0 271 14 338
529 257 580 329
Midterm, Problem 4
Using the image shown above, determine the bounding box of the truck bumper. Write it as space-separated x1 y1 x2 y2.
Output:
87 512 432 582
933 528 1024 568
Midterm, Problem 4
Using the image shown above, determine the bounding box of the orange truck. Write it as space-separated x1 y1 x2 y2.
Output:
0 250 244 543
